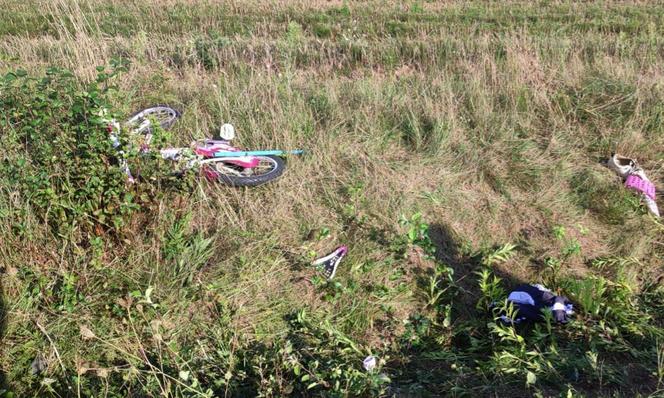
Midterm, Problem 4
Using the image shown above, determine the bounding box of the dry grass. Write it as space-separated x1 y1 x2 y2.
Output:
1 0 664 396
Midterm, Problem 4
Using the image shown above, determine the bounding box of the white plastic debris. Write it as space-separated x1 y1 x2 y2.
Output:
363 355 377 372
220 123 235 141
160 148 182 160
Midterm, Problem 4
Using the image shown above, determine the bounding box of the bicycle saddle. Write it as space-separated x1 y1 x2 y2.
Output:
312 246 347 280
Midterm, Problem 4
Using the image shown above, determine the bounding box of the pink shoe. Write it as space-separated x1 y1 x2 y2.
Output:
606 153 660 217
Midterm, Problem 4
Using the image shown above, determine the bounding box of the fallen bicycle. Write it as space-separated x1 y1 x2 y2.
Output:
108 105 303 187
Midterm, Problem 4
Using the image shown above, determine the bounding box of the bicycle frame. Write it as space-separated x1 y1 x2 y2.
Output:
212 149 304 157
108 115 303 183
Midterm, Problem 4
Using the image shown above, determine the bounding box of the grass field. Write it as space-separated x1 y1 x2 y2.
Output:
1 1 664 396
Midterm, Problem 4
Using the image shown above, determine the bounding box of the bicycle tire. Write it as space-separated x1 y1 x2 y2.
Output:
127 105 181 132
207 155 286 187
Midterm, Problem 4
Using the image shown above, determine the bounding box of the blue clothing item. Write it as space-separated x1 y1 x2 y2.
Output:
499 284 573 324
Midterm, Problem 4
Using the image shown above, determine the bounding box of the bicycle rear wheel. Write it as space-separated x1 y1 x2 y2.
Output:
126 105 180 134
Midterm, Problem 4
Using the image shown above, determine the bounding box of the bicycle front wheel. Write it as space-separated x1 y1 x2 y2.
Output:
203 156 286 187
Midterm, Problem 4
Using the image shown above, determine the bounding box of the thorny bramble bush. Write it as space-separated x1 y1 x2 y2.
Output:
0 61 191 239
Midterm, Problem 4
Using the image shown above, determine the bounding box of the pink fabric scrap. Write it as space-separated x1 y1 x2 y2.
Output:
625 175 656 200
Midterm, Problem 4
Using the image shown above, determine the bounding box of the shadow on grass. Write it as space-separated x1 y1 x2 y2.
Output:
397 223 661 396
388 223 535 395
426 223 526 319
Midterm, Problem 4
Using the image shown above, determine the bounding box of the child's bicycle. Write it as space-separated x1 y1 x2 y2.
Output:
110 105 302 187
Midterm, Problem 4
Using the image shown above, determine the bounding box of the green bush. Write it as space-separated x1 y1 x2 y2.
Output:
0 62 163 238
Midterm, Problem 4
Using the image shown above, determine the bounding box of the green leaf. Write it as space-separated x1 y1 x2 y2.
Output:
526 371 536 385
3 72 17 82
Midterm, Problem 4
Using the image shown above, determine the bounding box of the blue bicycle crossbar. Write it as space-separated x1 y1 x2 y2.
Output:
213 149 304 158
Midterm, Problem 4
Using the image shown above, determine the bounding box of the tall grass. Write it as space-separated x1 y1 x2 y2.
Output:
1 0 663 396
